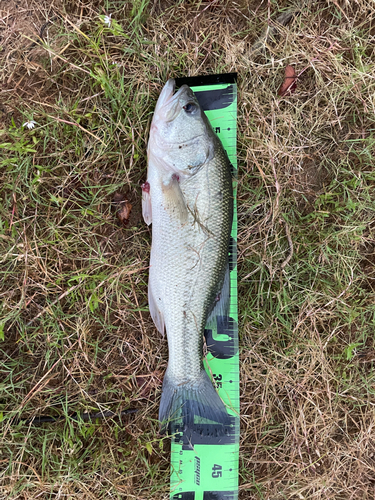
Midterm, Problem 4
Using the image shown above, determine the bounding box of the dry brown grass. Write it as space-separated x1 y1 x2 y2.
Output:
1 0 375 498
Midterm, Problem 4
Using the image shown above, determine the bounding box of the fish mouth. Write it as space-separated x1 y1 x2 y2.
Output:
154 79 192 121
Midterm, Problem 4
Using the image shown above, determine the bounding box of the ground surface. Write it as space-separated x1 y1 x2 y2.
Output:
1 0 375 499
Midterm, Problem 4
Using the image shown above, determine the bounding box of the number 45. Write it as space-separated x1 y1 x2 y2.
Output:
212 464 222 478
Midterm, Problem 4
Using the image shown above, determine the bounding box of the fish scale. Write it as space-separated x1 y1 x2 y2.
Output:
161 148 232 345
149 156 231 369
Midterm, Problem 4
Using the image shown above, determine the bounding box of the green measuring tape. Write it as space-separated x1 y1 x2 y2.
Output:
170 74 239 500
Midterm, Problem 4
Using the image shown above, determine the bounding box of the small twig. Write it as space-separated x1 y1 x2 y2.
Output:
79 92 104 103
18 341 78 410
46 115 107 147
324 267 354 309
0 460 42 483
280 217 294 270
26 284 81 325
130 279 148 341
9 192 17 230
58 13 91 42
21 34 91 75
194 0 219 19
250 10 296 58
271 159 281 220
270 162 294 271
296 41 337 79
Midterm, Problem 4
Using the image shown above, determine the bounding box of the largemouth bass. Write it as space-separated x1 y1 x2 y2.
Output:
142 79 233 435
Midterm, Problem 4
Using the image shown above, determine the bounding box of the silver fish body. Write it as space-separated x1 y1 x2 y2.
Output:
142 79 233 434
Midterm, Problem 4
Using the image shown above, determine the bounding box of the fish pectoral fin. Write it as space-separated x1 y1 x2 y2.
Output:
206 261 230 327
148 280 165 336
142 181 152 225
162 174 188 224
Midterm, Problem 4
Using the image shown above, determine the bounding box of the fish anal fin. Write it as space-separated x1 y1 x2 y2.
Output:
207 262 230 326
148 279 165 336
162 174 188 224
142 181 152 225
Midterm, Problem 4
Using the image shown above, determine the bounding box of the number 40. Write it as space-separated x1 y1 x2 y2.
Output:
212 464 222 478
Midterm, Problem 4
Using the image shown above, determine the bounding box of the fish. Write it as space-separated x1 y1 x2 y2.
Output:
142 79 233 435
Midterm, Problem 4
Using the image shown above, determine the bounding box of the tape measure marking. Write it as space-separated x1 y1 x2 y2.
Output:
170 74 238 500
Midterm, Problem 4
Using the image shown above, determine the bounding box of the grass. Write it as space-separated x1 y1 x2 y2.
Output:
1 0 375 498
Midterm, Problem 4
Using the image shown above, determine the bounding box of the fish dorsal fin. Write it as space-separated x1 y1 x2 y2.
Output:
206 262 230 327
162 174 188 224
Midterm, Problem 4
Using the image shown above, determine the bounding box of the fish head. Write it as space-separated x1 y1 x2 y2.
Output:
148 79 216 177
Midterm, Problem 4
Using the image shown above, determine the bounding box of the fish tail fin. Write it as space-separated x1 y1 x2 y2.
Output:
159 368 231 436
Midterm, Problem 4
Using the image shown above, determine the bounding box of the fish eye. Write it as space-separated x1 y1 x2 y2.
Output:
183 102 197 114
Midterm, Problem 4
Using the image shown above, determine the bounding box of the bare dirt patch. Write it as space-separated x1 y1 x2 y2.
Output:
0 0 65 127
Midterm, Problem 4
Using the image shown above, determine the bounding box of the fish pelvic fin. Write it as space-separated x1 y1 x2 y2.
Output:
142 181 152 225
159 368 231 436
148 277 165 336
